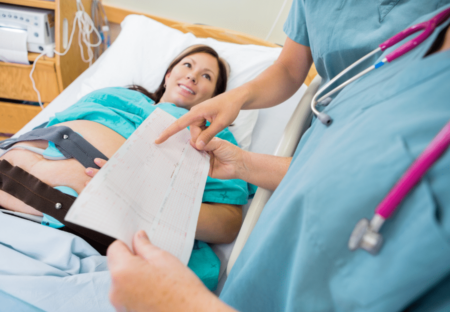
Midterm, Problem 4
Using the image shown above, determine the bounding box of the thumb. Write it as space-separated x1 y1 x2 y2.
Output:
202 137 223 153
132 230 160 261
107 240 134 270
195 120 227 150
190 124 203 147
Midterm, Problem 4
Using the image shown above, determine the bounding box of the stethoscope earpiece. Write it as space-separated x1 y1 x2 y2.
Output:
317 112 332 126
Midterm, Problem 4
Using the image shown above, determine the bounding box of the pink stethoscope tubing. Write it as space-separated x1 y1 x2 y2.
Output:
311 7 450 126
348 120 450 255
380 7 450 62
377 120 450 219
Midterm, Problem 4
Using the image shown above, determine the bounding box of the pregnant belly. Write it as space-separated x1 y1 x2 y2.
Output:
0 120 127 216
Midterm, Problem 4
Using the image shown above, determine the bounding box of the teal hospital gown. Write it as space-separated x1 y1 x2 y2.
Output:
220 4 450 312
46 87 250 291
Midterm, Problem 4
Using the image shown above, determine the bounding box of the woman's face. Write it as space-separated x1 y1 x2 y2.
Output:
160 52 220 109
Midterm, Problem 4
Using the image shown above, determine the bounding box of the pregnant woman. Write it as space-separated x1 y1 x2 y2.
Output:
0 45 249 290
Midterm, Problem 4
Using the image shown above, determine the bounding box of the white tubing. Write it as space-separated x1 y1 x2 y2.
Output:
317 65 375 103
265 0 289 41
31 0 102 109
29 52 46 109
311 47 381 116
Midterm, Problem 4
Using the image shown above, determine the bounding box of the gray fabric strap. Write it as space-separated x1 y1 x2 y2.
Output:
0 126 108 169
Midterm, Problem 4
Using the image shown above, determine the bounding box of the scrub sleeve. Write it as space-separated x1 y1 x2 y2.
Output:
46 87 250 291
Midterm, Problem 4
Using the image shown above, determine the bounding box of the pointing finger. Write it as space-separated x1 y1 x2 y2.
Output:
155 113 205 144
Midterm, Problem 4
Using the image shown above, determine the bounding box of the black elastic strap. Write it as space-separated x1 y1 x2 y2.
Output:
0 160 114 255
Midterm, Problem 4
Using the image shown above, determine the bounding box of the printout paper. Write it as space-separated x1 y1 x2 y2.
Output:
65 108 210 264
0 27 29 65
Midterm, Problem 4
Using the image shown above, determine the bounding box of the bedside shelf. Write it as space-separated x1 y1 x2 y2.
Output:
0 0 95 101
0 0 96 137
28 52 55 63
1 0 56 10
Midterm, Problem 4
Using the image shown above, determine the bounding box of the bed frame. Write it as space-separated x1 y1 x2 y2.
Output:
102 3 321 276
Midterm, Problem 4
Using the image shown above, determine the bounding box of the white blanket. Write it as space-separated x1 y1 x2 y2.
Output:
0 212 114 312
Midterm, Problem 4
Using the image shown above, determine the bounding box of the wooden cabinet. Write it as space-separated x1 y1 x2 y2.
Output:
0 100 44 134
0 55 59 103
0 0 96 136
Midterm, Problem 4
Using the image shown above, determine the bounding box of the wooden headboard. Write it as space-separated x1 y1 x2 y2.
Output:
103 4 318 86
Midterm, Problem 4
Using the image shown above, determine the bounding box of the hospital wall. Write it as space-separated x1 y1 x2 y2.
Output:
103 0 292 45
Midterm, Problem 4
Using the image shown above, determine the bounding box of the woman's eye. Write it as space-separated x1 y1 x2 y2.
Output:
183 63 191 68
203 74 211 81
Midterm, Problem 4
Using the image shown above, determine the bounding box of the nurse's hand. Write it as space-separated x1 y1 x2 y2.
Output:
84 158 107 186
107 231 236 312
203 138 291 191
156 92 242 150
200 137 246 180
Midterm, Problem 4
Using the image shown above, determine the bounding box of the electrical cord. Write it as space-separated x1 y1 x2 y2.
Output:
30 0 103 109
92 0 110 59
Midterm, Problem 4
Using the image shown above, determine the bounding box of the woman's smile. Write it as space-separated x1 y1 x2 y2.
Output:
178 83 196 95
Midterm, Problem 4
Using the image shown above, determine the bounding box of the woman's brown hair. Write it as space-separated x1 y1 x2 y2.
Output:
128 45 229 104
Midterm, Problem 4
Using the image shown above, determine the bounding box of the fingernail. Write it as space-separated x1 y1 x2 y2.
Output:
137 230 149 241
198 140 206 149
86 169 93 175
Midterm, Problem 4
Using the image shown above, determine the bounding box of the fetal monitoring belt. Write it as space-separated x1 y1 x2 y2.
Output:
0 126 113 254
0 160 115 255
0 126 108 169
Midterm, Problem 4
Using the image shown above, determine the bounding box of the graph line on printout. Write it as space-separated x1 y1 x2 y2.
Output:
148 141 190 240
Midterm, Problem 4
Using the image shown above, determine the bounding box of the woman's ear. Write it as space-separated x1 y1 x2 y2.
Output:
165 70 171 81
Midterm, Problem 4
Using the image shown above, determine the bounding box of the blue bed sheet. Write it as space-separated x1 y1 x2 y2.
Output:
0 212 114 312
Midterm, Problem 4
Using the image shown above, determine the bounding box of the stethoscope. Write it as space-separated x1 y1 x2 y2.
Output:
308 7 450 255
348 120 450 255
311 7 450 126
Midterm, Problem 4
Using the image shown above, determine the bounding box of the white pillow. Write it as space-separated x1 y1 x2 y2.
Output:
79 15 282 150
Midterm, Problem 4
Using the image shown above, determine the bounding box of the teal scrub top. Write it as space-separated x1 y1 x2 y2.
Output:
283 0 450 86
221 6 450 312
46 87 249 205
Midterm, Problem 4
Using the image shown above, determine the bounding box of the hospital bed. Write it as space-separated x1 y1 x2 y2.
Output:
0 7 319 310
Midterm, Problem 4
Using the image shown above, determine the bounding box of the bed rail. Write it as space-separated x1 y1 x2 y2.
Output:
227 75 322 274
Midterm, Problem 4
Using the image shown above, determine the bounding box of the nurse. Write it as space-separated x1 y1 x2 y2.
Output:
106 3 450 312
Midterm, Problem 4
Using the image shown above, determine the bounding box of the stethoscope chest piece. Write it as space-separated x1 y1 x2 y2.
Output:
348 217 384 255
